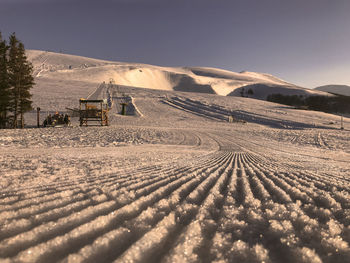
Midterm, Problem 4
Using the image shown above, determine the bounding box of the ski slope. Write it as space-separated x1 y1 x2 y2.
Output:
0 122 349 262
0 51 349 262
27 50 330 105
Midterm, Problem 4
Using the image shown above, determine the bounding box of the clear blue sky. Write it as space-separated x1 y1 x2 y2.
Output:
1 0 350 88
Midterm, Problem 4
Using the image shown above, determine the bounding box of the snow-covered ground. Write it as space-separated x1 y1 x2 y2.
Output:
0 52 349 263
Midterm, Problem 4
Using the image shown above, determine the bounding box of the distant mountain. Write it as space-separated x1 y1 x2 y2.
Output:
26 50 330 100
315 85 350 96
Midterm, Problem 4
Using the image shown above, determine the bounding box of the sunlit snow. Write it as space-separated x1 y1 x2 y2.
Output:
0 51 349 263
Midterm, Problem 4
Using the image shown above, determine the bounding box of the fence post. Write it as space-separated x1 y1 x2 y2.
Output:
341 115 344 130
37 107 41 128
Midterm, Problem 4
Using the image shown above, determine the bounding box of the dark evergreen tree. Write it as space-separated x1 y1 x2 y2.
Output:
247 88 254 97
17 42 34 128
0 32 10 128
7 33 34 128
7 34 19 128
240 87 245 97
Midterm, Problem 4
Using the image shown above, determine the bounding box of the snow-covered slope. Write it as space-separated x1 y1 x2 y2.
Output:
2 83 350 262
27 50 330 99
315 84 350 96
1 50 348 263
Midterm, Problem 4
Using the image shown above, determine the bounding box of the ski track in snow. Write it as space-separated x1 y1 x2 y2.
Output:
1 84 350 262
1 127 349 262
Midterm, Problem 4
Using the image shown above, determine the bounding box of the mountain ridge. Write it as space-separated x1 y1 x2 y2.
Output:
27 49 330 99
315 85 350 96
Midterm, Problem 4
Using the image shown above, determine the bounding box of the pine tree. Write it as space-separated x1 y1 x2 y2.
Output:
247 88 254 97
7 34 19 128
7 33 34 128
240 87 245 97
17 42 34 128
0 32 10 128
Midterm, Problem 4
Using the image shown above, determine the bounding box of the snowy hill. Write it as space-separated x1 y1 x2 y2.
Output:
315 84 350 96
0 50 349 263
27 50 329 100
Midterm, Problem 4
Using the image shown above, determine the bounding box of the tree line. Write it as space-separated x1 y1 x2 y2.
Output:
267 93 350 114
0 32 34 129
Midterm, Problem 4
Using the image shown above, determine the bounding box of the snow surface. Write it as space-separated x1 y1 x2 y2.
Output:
27 50 331 100
0 51 349 263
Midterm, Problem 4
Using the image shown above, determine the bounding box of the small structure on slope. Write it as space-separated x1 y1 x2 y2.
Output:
79 99 109 126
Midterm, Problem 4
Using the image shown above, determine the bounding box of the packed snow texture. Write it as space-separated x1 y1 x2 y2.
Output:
1 51 350 263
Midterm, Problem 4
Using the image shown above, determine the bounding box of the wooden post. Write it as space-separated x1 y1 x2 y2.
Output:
341 115 344 130
37 107 41 128
100 101 103 126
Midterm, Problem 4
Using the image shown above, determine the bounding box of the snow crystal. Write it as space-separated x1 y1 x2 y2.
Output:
293 247 322 263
